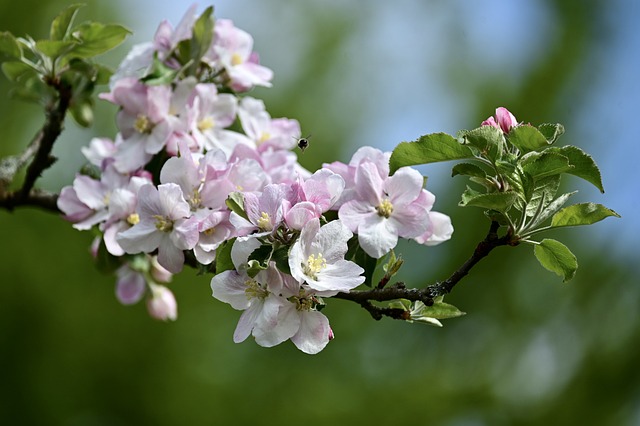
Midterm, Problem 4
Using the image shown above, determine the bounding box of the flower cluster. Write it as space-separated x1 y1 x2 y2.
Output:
57 6 452 353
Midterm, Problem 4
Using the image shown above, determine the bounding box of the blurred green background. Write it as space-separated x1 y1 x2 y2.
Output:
1 0 638 425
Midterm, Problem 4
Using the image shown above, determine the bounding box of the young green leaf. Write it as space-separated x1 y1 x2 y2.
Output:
36 39 76 60
214 238 236 275
389 132 473 174
0 31 23 60
547 146 604 193
226 192 249 221
537 123 565 144
528 191 577 229
521 151 573 180
459 188 519 211
462 125 505 162
69 22 130 58
451 162 487 179
550 203 620 228
50 3 83 41
507 125 550 152
1 61 34 82
533 238 578 282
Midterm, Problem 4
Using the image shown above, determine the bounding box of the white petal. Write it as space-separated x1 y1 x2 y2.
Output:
358 216 398 259
291 311 330 354
210 270 251 310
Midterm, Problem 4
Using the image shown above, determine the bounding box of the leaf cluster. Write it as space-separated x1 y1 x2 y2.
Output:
0 4 130 126
389 122 619 282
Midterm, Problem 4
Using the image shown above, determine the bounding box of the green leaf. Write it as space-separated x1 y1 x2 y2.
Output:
547 146 604 193
525 175 560 217
537 123 565 144
451 162 487 179
141 54 180 85
550 203 620 228
50 3 83 41
272 246 291 275
0 31 23 60
389 132 473 174
521 151 573 180
533 239 577 282
69 22 130 58
226 192 249 221
2 61 34 82
36 39 76 59
214 238 235 275
415 300 466 320
462 125 505 162
528 191 577 229
459 187 519 211
182 6 214 75
507 125 550 152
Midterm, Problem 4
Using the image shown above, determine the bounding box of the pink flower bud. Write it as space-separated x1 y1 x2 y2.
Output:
147 284 178 321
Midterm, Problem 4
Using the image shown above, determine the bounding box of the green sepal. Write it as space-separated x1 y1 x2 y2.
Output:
461 125 505 162
69 100 94 127
0 31 23 60
68 22 130 58
389 132 473 174
459 187 519 211
550 203 620 228
214 238 235 275
50 3 83 41
546 146 604 193
246 244 273 278
226 192 249 221
533 238 578 282
537 123 565 144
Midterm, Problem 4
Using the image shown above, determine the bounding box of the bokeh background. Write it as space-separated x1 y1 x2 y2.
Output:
1 0 639 425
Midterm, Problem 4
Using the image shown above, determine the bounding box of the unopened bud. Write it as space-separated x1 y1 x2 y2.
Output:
147 284 177 321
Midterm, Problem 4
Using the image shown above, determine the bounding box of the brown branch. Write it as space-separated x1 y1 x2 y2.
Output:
334 221 517 321
0 189 60 213
19 79 72 200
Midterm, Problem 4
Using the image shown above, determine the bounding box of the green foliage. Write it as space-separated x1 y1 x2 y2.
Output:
533 238 578 282
390 119 619 282
0 4 129 126
389 297 466 327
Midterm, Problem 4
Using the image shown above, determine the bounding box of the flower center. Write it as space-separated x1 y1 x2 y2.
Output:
231 53 244 66
134 114 154 134
303 253 327 280
127 213 140 225
198 117 215 132
258 132 271 145
245 279 268 300
203 227 216 236
376 199 394 218
152 215 174 232
257 212 272 231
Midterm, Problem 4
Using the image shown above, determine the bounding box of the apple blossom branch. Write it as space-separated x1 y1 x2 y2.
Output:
333 221 516 321
0 78 70 214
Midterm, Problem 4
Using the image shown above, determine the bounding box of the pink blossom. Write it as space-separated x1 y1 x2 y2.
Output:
116 183 199 273
339 163 431 258
288 218 365 294
206 19 273 90
115 265 146 305
238 97 301 152
481 107 518 133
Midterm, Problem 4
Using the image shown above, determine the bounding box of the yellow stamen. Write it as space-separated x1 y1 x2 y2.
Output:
257 212 272 231
258 132 271 145
134 114 154 134
152 214 173 232
203 227 215 236
231 53 244 66
245 279 268 300
127 213 140 225
303 253 327 280
198 117 215 132
376 199 394 218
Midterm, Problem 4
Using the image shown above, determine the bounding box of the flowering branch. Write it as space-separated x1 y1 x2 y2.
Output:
334 220 514 320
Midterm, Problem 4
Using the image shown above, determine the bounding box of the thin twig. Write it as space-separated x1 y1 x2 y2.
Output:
334 221 517 321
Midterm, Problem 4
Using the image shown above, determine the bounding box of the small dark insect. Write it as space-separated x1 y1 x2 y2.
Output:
295 134 312 153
